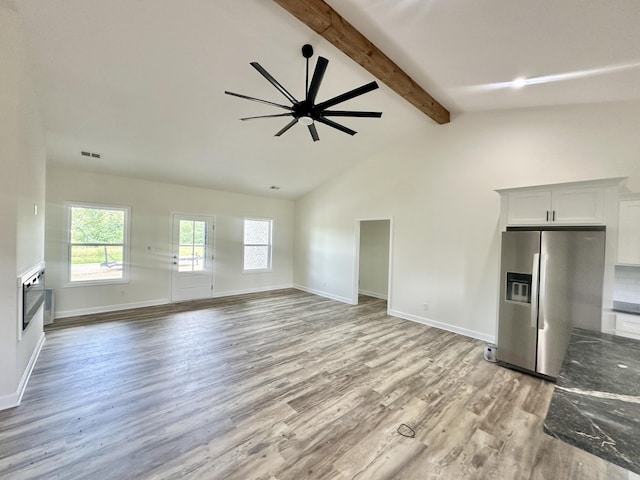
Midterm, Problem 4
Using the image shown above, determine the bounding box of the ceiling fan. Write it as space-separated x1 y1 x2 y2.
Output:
224 44 382 142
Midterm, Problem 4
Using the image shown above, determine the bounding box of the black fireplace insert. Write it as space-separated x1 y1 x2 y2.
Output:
23 269 45 330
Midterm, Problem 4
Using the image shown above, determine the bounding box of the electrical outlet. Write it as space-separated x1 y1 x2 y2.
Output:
423 303 429 311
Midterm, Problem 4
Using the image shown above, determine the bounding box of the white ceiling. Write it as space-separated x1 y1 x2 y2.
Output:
15 0 640 199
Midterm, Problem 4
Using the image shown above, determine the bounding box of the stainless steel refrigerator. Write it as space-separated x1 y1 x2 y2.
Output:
497 228 605 379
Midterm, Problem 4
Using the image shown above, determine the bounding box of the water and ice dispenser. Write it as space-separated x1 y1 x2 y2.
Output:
505 272 532 304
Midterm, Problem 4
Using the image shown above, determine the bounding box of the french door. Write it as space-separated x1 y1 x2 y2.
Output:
171 214 214 302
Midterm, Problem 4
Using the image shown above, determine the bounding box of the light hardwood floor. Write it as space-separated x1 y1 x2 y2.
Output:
0 289 629 479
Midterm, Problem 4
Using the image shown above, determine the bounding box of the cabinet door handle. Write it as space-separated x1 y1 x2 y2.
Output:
546 210 549 221
552 210 556 221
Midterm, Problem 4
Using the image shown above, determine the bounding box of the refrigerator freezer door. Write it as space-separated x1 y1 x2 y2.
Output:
497 231 541 372
537 230 605 377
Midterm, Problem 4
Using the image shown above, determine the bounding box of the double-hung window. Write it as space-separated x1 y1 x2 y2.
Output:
243 218 272 271
68 203 130 284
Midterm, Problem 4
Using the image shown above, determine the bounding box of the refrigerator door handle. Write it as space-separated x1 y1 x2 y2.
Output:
531 253 540 328
538 253 548 330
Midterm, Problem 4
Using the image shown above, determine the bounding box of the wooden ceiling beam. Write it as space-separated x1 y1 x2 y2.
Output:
271 0 450 124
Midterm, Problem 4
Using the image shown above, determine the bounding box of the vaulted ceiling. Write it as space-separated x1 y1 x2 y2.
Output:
15 0 640 199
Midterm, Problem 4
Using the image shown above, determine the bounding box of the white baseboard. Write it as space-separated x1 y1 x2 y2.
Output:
0 332 45 411
55 285 296 319
55 298 171 319
0 392 17 411
212 284 293 298
293 284 355 305
389 309 495 344
358 289 388 300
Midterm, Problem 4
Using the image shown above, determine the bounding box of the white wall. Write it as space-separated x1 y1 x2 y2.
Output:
294 101 640 342
358 220 390 299
45 167 295 317
0 2 46 409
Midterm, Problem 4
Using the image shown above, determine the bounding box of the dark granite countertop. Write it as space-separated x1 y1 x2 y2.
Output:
543 328 640 474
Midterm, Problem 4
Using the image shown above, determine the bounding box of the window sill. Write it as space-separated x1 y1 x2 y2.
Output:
65 278 130 288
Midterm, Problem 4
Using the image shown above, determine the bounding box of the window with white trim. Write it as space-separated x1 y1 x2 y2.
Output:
68 203 129 284
243 218 272 271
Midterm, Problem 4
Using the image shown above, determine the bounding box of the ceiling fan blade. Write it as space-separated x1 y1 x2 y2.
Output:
322 110 382 118
225 91 293 111
308 123 319 142
274 118 298 137
307 56 328 104
240 113 294 121
314 81 379 111
250 62 299 104
315 117 357 136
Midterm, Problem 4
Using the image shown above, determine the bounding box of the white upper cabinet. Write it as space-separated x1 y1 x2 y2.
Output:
617 198 640 265
505 190 552 225
496 178 625 227
550 186 605 224
505 186 604 226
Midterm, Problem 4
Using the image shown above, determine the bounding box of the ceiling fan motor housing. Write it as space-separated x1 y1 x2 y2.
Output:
302 44 313 58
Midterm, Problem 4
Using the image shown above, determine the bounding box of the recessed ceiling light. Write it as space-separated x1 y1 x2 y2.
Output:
512 77 527 89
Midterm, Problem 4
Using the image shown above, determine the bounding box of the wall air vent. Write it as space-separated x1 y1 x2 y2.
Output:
81 151 101 159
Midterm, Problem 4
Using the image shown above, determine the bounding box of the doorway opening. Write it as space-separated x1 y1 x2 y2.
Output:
353 218 392 308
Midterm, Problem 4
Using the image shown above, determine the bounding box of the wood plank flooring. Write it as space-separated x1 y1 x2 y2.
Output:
0 289 630 479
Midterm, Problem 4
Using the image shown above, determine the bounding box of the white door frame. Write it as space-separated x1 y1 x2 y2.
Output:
170 213 215 302
352 217 393 311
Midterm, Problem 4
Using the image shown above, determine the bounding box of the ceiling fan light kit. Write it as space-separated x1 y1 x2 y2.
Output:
225 44 382 142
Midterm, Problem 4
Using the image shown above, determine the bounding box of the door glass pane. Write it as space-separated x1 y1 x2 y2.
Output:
178 220 206 272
